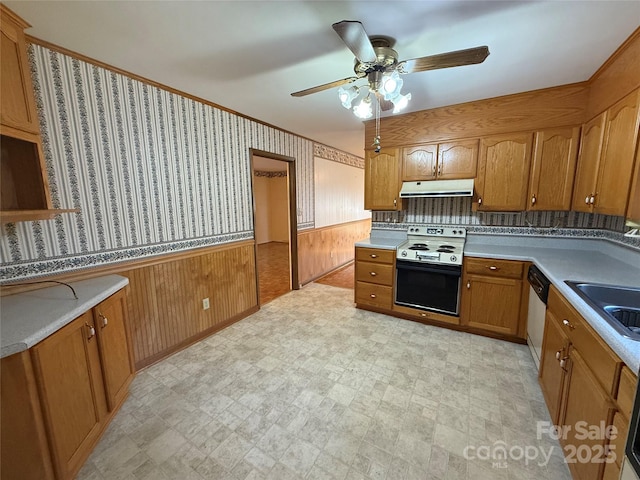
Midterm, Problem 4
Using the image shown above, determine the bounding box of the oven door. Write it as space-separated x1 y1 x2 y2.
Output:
395 259 461 316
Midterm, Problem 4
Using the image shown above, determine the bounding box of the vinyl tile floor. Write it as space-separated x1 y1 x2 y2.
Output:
77 283 572 480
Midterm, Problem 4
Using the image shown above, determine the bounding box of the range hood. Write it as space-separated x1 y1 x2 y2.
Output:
399 179 475 198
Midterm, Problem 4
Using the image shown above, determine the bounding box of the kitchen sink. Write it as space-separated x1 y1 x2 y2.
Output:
565 281 640 341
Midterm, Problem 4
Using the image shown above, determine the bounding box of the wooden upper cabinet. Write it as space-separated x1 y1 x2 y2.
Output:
528 126 580 211
0 6 39 134
402 144 437 181
596 89 640 216
402 140 478 181
572 112 606 212
572 89 640 216
476 132 533 211
0 5 76 223
437 140 478 179
364 148 402 211
627 137 640 223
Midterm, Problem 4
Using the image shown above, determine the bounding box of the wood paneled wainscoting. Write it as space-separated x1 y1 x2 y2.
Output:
121 241 258 369
1 240 259 371
297 218 371 286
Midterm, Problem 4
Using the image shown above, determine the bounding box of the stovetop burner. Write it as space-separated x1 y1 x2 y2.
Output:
396 226 466 266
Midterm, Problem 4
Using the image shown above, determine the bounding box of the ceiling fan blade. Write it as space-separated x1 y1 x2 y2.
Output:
291 76 360 97
332 20 377 63
401 46 490 73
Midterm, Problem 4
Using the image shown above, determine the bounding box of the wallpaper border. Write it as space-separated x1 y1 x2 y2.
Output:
313 143 364 169
0 231 253 282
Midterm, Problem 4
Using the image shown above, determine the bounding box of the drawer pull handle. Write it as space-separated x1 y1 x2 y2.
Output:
488 266 499 271
531 195 536 205
478 197 483 205
370 294 377 298
589 194 596 205
370 254 378 258
559 358 566 369
585 195 590 205
555 351 561 360
98 313 108 328
562 319 575 330
369 272 377 276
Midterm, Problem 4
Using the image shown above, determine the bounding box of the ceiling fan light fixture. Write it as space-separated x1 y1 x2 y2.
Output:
392 92 411 113
380 71 403 100
353 95 373 119
337 85 359 108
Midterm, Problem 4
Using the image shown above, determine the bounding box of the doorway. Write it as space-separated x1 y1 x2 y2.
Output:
250 150 299 305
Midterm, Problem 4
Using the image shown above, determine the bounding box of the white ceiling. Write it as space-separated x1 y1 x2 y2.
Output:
6 1 640 157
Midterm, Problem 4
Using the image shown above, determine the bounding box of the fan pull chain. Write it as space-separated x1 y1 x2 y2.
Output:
373 98 381 152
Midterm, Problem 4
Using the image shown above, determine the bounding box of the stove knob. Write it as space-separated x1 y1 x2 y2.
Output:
401 251 407 257
452 230 457 235
450 255 457 263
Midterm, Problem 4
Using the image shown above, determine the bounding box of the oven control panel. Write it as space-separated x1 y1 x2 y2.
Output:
406 226 466 237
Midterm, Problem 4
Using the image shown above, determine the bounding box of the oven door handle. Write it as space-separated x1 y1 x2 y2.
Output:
395 262 462 277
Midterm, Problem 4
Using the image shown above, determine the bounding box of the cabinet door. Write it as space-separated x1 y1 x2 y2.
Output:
626 141 640 223
31 312 107 480
364 148 401 211
437 140 478 180
528 126 580 211
461 274 522 336
572 113 606 212
402 144 437 181
94 289 134 411
596 89 640 216
539 310 570 425
476 133 533 211
0 7 40 134
561 348 615 480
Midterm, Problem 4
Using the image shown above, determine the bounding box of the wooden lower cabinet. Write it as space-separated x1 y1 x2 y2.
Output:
538 308 570 424
560 347 615 480
0 288 134 480
31 311 108 480
538 285 632 480
93 289 135 410
354 247 395 310
460 258 527 338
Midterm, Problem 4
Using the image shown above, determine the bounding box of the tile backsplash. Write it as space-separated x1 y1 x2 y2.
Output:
371 197 626 231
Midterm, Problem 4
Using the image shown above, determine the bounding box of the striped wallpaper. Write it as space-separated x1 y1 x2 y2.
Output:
0 44 316 281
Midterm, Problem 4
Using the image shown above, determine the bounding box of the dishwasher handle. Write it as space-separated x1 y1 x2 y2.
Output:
528 264 551 304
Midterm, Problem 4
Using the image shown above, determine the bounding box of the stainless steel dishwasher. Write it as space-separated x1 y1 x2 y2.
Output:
527 264 551 370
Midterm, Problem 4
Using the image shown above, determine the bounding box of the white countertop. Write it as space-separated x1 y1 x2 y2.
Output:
465 234 640 372
0 275 129 358
355 229 406 250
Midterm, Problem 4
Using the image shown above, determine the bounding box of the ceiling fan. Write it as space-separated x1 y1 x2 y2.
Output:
291 20 490 119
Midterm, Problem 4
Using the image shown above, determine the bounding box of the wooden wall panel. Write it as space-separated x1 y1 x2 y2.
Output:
298 218 371 285
364 83 589 148
120 242 258 369
587 28 640 119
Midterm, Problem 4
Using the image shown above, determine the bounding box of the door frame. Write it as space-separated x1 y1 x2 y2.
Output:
249 149 299 304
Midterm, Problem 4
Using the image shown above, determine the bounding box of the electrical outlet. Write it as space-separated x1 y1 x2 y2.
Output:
202 298 210 310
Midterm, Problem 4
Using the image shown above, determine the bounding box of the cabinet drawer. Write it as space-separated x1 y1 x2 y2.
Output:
356 262 394 286
549 286 622 396
356 247 395 264
617 366 637 419
355 282 392 309
464 257 523 279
